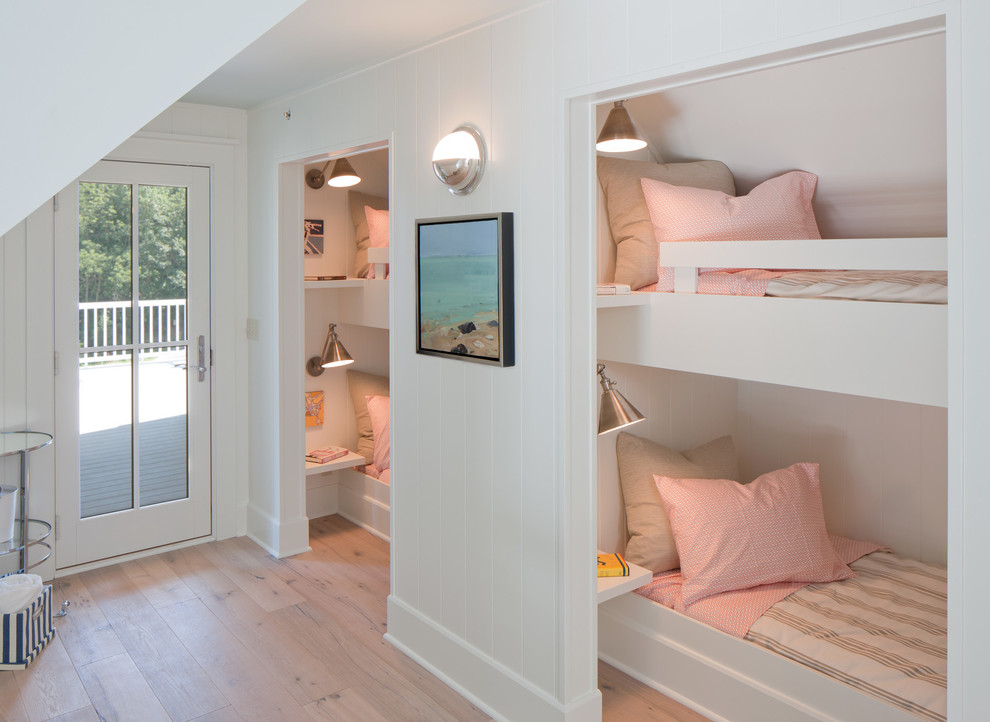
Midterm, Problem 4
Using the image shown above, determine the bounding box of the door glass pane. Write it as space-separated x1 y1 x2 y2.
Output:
138 184 187 341
79 182 134 518
138 349 188 507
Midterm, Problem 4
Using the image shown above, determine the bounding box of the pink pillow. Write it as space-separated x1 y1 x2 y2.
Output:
365 207 389 279
642 170 821 292
366 394 390 471
654 462 852 605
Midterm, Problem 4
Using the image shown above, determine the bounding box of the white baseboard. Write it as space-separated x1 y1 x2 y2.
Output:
386 595 601 722
246 502 311 558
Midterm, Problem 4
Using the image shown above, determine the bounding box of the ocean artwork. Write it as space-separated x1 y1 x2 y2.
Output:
418 217 502 361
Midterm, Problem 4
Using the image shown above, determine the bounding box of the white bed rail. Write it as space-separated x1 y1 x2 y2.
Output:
659 237 947 293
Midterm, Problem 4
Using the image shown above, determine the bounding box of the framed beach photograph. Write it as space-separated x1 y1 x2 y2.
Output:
415 212 514 367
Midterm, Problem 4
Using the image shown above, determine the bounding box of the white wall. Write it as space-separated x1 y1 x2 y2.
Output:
247 4 589 719
0 0 304 238
241 1 983 720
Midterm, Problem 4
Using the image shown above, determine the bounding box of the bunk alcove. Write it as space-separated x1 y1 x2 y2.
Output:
303 146 391 541
592 26 948 722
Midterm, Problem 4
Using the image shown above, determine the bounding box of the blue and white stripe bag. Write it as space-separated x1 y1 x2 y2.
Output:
0 578 54 670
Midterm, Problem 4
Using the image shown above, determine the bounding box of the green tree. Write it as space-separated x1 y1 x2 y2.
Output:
78 182 188 303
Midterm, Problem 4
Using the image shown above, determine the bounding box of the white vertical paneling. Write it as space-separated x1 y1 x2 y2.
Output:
588 0 628 85
670 0 721 64
627 0 672 74
722 0 777 52
921 405 948 562
1 219 27 577
464 364 494 656
840 0 917 24
881 401 923 559
554 0 590 93
489 11 525 680
491 362 523 675
736 381 946 563
2 222 27 430
440 359 467 638
24 203 55 581
843 395 887 542
778 0 841 37
413 44 444 626
391 53 419 606
518 5 558 694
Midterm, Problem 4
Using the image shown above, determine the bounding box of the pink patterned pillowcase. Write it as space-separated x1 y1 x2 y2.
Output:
641 170 821 292
654 462 852 605
366 394 390 471
365 206 389 279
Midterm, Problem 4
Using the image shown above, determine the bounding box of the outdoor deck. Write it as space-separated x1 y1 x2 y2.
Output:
80 415 187 518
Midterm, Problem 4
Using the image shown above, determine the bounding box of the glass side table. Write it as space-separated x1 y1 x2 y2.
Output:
1 431 54 575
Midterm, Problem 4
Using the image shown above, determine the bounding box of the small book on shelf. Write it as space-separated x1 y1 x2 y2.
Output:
596 283 631 296
597 552 630 577
305 446 349 464
304 275 348 281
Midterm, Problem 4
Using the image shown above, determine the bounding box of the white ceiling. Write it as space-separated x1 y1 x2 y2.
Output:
182 0 543 109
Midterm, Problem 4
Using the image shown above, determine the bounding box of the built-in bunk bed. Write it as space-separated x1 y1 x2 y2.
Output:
304 154 392 541
594 28 947 722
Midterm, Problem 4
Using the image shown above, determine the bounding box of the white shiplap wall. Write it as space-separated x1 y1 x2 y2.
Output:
248 5 580 718
0 203 55 579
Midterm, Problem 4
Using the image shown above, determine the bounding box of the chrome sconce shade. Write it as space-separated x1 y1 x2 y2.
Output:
327 157 361 187
596 100 647 153
305 158 361 190
432 125 486 195
597 363 646 435
306 323 355 376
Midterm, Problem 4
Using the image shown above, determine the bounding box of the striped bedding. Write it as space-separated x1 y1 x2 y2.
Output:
643 269 947 303
745 550 946 720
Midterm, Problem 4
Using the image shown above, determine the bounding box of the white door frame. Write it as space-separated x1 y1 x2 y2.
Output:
53 131 246 574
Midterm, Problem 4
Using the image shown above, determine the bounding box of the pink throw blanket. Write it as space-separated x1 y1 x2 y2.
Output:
634 535 884 638
642 269 787 296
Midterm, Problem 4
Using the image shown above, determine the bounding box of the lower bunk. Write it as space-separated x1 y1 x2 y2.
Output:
337 466 390 542
600 548 945 722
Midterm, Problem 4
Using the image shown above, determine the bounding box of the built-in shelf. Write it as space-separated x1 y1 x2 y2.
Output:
304 278 366 289
305 451 367 475
597 556 653 604
596 291 652 309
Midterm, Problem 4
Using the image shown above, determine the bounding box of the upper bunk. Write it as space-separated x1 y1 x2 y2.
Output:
595 31 947 408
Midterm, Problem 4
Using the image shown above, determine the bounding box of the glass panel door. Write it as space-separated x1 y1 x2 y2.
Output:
56 160 211 568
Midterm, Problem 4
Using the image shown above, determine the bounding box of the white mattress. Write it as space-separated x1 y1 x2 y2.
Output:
745 551 947 721
765 270 947 304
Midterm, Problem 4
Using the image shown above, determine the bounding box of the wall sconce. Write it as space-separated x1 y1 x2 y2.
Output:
305 158 361 189
432 125 486 195
597 363 646 435
306 323 355 376
596 100 647 153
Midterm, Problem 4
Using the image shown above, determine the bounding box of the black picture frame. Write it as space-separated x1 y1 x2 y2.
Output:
415 212 514 367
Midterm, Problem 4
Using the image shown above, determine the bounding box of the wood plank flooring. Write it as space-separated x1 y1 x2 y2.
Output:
0 515 705 722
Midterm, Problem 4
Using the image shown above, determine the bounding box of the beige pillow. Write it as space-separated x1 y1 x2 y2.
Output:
348 191 388 278
616 432 738 573
346 370 390 462
597 156 735 290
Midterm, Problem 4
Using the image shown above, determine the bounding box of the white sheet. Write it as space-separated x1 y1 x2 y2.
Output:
766 270 947 303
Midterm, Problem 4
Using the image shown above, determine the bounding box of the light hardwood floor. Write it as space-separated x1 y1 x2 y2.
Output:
0 515 705 722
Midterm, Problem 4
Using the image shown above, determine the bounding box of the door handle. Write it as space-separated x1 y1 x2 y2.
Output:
175 336 207 381
196 335 207 382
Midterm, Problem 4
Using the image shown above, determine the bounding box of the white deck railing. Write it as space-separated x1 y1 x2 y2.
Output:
80 299 186 363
